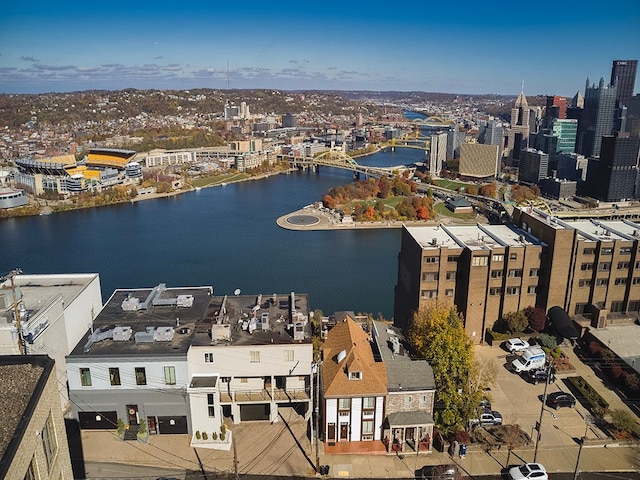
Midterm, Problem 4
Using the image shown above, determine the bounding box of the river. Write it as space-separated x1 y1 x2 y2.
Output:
1 135 428 319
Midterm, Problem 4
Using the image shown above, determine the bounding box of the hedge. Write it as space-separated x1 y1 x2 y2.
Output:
566 376 609 412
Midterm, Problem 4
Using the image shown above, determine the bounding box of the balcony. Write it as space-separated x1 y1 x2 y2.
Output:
220 387 310 403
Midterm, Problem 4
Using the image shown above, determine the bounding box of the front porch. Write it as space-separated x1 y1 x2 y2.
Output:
383 411 434 455
323 440 387 455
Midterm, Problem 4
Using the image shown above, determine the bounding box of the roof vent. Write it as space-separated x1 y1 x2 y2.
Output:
337 350 347 363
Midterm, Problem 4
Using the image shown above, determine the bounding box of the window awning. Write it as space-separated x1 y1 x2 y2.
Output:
547 306 579 340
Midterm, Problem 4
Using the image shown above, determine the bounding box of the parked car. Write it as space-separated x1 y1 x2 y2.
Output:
525 368 555 385
508 462 548 480
479 398 492 410
505 338 530 353
546 391 576 409
469 409 503 427
418 464 462 480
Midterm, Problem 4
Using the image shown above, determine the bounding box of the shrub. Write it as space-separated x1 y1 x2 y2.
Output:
610 363 624 379
220 431 225 441
623 372 640 392
202 432 208 440
587 341 602 356
195 431 201 440
501 311 528 334
221 424 227 435
610 409 639 434
550 347 562 360
452 430 471 443
138 419 147 435
212 431 218 440
537 333 558 350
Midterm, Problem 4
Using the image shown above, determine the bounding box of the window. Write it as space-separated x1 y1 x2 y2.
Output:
423 256 439 264
527 286 537 294
601 247 613 255
492 254 504 262
419 395 427 408
404 395 413 408
628 300 640 312
204 352 214 363
508 269 523 278
362 420 374 435
529 268 539 277
472 256 488 267
349 371 362 380
618 261 630 269
578 279 592 288
41 415 57 470
445 289 454 297
285 350 294 362
338 398 350 411
363 397 375 410
135 367 146 386
581 263 594 271
610 301 625 313
207 393 215 417
575 303 588 315
80 368 92 387
109 368 121 386
615 278 628 286
620 247 632 254
490 270 503 278
506 286 520 295
636 261 640 269
446 271 456 280
164 366 176 385
583 248 595 255
421 290 437 299
240 377 248 383
633 277 640 285
596 278 609 287
599 262 611 271
422 272 438 282
509 253 518 261
448 256 459 262
221 377 231 383
489 287 503 296
250 351 260 363
24 457 36 480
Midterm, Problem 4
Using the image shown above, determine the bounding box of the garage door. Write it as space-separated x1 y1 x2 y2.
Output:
157 416 188 434
78 411 118 430
240 404 270 421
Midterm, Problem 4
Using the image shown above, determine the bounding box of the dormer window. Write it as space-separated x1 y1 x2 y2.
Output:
349 371 362 380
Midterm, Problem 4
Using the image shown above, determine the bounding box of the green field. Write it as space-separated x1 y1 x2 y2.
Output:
190 173 249 188
433 201 476 219
434 179 474 191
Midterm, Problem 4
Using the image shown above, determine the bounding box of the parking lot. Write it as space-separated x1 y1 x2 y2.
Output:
474 343 611 449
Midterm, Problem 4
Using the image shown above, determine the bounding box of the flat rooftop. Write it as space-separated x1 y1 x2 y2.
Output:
70 284 213 357
192 293 312 346
589 324 640 375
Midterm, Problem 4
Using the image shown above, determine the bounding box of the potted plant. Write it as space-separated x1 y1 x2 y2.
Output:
137 419 149 443
116 418 125 440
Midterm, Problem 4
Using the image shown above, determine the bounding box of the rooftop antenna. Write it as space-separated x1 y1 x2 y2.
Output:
522 80 525 93
227 59 230 90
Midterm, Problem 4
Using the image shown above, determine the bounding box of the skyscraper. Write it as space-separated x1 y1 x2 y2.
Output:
518 148 549 184
611 60 638 108
578 78 617 157
505 90 531 161
587 133 640 202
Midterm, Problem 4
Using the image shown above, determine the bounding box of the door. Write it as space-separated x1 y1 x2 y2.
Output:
126 405 138 425
327 423 336 441
146 416 157 434
339 423 349 441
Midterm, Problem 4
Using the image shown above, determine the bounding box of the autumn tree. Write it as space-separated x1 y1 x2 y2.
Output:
479 183 497 198
524 306 547 332
407 301 482 435
465 185 478 196
322 194 336 210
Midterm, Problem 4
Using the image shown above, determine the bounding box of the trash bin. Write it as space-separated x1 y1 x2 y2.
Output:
459 443 467 458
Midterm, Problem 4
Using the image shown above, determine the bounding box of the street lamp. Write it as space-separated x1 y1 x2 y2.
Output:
533 361 554 462
573 415 594 480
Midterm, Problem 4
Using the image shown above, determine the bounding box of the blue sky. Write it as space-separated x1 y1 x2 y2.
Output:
1 0 639 96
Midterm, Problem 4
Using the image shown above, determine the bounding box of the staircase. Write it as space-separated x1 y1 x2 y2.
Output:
123 424 139 441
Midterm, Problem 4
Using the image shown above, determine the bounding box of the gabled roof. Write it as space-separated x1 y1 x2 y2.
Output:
322 315 387 398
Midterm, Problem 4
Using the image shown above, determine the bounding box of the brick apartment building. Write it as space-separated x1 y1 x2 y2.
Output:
395 207 640 341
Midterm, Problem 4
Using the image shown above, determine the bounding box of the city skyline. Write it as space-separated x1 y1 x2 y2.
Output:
1 0 639 96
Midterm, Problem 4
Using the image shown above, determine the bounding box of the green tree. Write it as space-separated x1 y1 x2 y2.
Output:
496 310 528 334
407 301 480 435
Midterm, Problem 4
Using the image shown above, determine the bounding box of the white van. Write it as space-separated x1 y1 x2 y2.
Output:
511 346 546 373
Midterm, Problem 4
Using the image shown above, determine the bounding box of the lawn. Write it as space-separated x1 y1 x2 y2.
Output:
190 173 248 188
433 201 476 220
434 179 475 191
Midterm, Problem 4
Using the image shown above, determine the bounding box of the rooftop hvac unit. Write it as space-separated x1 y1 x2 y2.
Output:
294 321 305 341
135 327 156 343
176 295 194 308
154 326 175 342
112 326 132 341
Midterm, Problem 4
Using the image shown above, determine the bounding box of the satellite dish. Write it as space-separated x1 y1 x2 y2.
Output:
234 289 241 296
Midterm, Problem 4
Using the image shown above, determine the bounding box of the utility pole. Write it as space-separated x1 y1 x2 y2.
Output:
314 361 321 473
573 416 593 480
533 361 554 462
3 269 24 355
232 433 239 480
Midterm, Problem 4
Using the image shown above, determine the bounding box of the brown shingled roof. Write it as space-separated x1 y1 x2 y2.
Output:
322 315 387 398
